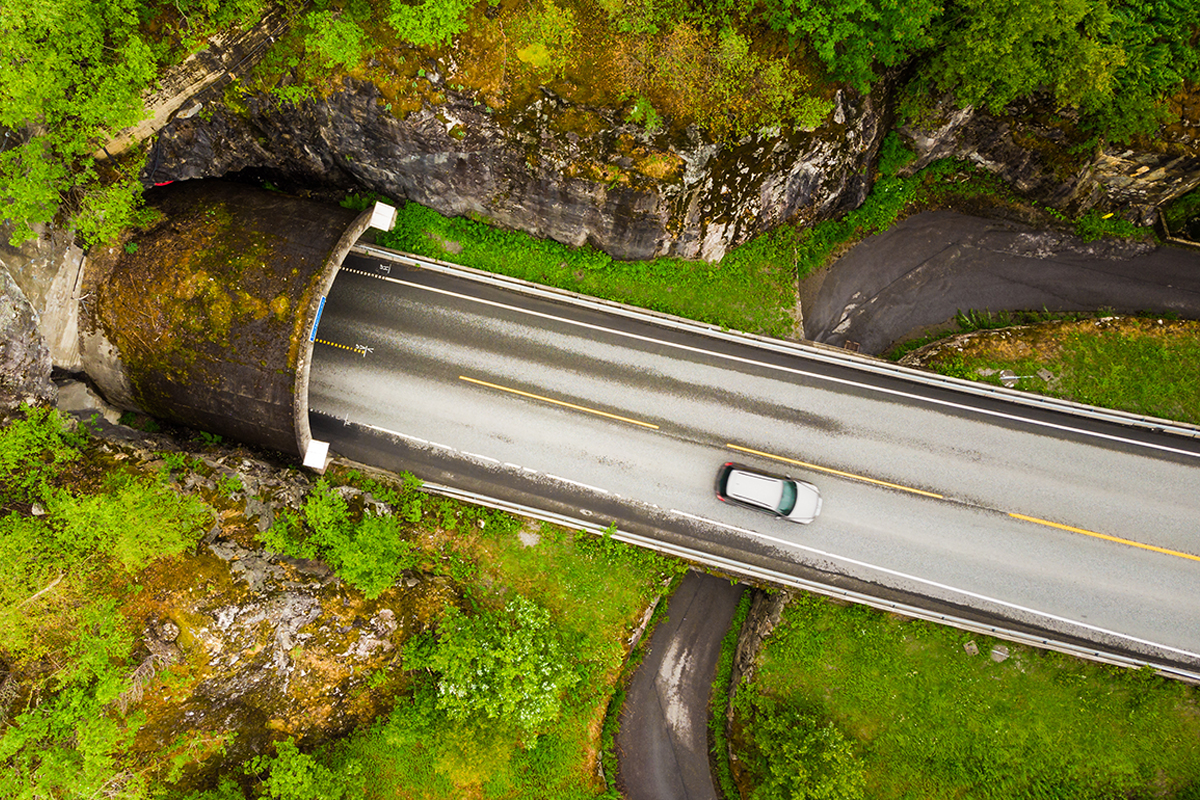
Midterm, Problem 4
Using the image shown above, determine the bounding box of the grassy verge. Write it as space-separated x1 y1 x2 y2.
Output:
286 511 686 799
709 589 752 800
733 593 1200 800
893 313 1200 426
375 203 804 337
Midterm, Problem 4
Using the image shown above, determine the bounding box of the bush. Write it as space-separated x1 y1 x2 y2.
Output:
734 688 866 800
245 738 363 800
261 478 420 598
510 0 576 77
386 0 476 47
0 405 83 505
404 595 580 731
304 10 368 70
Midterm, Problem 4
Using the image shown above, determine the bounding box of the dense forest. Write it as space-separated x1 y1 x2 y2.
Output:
2 0 1198 247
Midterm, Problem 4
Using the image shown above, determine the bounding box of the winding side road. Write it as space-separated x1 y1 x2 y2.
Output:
804 211 1200 353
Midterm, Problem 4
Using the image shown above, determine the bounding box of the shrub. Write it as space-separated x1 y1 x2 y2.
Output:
0 405 83 505
404 595 580 730
304 10 368 70
386 0 476 47
510 0 576 77
734 688 866 800
261 478 420 598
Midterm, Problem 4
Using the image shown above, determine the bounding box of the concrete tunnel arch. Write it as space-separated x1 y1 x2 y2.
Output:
79 180 395 466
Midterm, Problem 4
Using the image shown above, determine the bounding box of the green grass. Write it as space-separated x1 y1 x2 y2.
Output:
377 204 802 337
329 522 681 798
738 594 1200 800
903 316 1200 426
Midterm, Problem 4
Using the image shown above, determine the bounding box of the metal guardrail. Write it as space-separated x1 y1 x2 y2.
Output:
352 243 1200 445
412 478 1200 684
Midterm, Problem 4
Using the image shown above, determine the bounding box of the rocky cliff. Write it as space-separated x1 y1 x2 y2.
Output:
899 91 1200 225
146 77 889 262
0 267 55 412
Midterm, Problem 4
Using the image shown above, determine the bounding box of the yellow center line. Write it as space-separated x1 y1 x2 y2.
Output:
315 339 357 352
459 376 660 430
726 443 944 499
1007 513 1200 562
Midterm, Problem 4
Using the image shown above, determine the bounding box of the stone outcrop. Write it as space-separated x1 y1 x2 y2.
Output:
0 222 86 372
45 410 450 786
0 267 55 412
729 588 790 696
899 93 1200 225
146 78 889 262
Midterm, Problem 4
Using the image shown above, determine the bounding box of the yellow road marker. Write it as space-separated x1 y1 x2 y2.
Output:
315 339 362 353
459 376 660 430
726 443 944 499
1007 513 1200 562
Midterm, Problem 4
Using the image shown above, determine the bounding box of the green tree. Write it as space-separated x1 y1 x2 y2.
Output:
405 595 580 730
924 0 1124 114
759 0 943 92
740 691 867 800
386 0 477 47
0 0 157 245
245 739 362 800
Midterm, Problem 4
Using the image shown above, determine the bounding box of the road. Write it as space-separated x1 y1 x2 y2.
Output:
308 249 1200 673
616 572 743 800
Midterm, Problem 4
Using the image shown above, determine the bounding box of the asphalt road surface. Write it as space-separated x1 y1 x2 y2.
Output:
309 250 1200 672
616 572 744 800
804 211 1200 353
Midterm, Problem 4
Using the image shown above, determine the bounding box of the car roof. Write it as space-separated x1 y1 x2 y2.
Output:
725 468 784 510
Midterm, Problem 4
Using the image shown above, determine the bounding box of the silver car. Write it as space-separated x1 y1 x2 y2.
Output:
715 461 822 524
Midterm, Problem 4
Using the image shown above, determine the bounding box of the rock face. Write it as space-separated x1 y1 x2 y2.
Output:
147 79 888 261
0 267 55 412
899 94 1200 225
96 434 454 787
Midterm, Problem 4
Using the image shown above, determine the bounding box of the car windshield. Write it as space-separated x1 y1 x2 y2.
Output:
778 480 797 515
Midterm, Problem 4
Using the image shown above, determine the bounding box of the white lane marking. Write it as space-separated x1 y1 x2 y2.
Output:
342 267 1200 459
669 509 1200 660
359 421 427 445
545 474 611 494
504 462 523 470
670 510 760 537
462 451 500 464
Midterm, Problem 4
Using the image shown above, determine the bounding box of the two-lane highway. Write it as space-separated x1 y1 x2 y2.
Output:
309 249 1200 672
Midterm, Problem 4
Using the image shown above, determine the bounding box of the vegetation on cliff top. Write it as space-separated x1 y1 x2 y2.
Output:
3 0 1197 246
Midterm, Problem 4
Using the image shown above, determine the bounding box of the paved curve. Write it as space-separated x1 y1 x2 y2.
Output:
616 572 744 800
308 249 1200 674
804 210 1200 353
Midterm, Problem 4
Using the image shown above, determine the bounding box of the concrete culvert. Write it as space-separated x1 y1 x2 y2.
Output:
80 180 386 461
